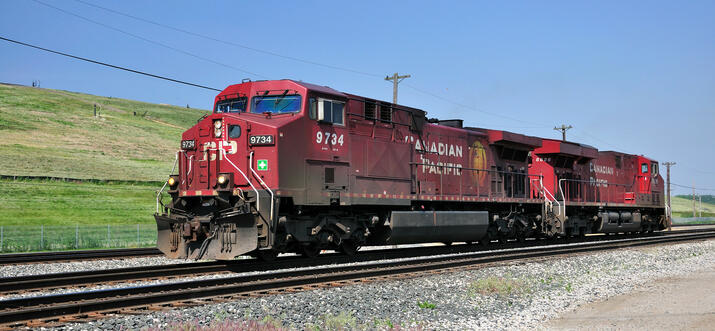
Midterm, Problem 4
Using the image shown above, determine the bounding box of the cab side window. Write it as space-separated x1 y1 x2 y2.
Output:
309 98 317 119
317 99 345 125
641 163 648 174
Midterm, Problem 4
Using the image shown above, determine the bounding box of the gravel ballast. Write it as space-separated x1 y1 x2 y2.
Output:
0 256 183 278
49 239 715 330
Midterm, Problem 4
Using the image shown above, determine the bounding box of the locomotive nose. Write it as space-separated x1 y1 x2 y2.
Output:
155 209 258 260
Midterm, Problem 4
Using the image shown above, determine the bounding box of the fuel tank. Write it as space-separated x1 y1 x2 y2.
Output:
388 211 489 244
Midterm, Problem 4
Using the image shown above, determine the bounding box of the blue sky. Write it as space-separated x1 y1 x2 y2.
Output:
1 0 713 195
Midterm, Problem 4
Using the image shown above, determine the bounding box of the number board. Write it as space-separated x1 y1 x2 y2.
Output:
181 139 196 150
249 135 275 146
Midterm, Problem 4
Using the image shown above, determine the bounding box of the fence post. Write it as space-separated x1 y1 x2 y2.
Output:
107 224 110 247
41 225 44 250
75 224 79 249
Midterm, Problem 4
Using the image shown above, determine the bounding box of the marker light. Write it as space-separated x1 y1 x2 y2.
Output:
217 175 227 185
168 177 176 186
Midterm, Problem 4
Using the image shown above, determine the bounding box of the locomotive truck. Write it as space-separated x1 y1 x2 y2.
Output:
154 79 666 260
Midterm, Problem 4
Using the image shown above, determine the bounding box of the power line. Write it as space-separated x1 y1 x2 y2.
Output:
32 0 264 79
0 36 222 92
71 0 555 127
671 182 715 192
401 83 549 126
72 0 382 78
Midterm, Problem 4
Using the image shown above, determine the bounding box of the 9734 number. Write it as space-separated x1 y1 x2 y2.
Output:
249 135 274 145
315 132 344 146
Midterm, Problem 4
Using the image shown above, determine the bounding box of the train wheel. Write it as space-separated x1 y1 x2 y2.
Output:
255 249 279 262
300 244 320 258
339 240 359 256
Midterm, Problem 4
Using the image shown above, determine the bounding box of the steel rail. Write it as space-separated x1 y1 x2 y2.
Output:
0 248 161 265
0 237 615 293
1 227 714 293
1 231 713 326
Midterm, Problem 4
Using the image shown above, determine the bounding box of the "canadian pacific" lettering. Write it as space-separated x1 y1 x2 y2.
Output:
405 135 463 176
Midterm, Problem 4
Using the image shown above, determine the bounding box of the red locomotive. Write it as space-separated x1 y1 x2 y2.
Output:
155 79 666 260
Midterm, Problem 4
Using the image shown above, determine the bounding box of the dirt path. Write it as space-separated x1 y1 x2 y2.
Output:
545 265 715 330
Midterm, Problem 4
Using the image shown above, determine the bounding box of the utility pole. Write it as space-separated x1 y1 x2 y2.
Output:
385 72 411 104
663 162 675 231
692 181 696 218
553 124 573 141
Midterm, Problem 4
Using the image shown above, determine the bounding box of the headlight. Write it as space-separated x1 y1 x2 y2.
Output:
214 120 222 129
217 175 226 185
168 177 176 186
214 127 222 137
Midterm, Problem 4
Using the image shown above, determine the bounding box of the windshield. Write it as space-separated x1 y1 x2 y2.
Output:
251 95 302 114
215 97 247 113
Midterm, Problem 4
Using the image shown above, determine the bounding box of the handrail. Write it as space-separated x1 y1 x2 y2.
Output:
409 162 542 178
220 149 261 213
409 162 544 200
249 151 275 221
182 154 193 185
556 177 661 206
542 177 562 214
156 151 179 214
558 178 567 217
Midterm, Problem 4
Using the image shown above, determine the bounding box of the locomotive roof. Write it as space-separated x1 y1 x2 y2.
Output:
219 79 347 98
466 127 542 149
289 80 348 97
536 138 599 159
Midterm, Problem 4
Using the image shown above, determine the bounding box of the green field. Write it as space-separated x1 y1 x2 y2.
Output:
0 84 203 251
0 83 209 181
0 178 168 252
0 178 164 226
670 195 715 218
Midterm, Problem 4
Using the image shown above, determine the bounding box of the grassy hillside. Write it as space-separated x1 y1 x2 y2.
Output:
0 83 209 181
0 178 163 226
670 195 715 218
0 84 208 229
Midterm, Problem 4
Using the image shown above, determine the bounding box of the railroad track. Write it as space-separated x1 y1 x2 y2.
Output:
0 228 708 295
2 227 714 295
1 230 713 329
1 225 711 267
0 248 162 265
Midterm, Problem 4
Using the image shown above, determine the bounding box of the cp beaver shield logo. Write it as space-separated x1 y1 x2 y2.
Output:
470 140 487 187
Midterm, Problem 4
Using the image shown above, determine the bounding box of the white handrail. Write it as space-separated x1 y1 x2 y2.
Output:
156 151 179 213
539 177 562 216
221 149 261 213
249 151 275 221
557 178 567 217
182 154 193 185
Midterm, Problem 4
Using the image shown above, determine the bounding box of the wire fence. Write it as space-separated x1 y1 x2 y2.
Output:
672 217 715 225
0 224 156 253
